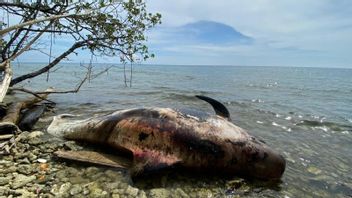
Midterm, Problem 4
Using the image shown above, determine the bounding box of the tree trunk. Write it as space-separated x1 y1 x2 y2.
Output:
0 61 12 103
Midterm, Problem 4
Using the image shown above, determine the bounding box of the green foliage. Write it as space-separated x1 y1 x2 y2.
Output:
1 0 161 63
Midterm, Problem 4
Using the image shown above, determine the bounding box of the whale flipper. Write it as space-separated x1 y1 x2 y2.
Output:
195 95 230 119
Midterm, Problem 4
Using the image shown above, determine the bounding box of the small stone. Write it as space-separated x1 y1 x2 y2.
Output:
28 137 43 145
0 166 16 174
124 185 139 197
105 182 120 192
37 158 47 163
138 190 147 198
70 184 83 195
0 177 10 185
69 176 90 184
64 141 82 151
85 167 99 176
16 158 31 164
307 166 322 175
17 164 34 175
0 186 9 196
149 188 170 198
11 174 36 189
12 189 36 197
112 194 120 198
28 131 44 139
174 188 189 198
58 182 72 195
28 153 38 162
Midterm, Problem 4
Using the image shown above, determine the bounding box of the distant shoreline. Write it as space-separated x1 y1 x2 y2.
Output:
12 62 352 70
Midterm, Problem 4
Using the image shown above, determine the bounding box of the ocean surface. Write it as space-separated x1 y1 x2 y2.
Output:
12 63 352 197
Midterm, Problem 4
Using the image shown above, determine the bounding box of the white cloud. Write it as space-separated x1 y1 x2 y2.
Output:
145 0 352 67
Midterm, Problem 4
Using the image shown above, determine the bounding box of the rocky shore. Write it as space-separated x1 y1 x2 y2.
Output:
0 129 256 198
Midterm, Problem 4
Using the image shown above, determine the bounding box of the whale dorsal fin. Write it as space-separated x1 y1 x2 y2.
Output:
195 95 230 119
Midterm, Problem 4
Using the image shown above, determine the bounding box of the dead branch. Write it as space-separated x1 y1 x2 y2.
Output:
1 88 53 125
0 61 12 103
10 41 86 86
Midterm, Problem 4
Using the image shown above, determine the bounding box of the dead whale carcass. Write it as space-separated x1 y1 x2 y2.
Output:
47 95 286 179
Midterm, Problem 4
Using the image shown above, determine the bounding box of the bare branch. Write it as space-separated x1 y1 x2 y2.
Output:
0 13 86 36
10 41 86 86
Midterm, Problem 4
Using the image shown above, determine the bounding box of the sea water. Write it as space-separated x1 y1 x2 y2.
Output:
12 63 352 197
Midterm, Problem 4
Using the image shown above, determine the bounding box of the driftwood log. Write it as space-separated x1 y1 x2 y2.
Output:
54 150 131 169
1 88 53 125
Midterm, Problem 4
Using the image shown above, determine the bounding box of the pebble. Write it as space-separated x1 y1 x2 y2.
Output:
149 188 170 198
17 164 34 175
11 174 36 189
58 182 72 195
28 131 44 139
0 177 10 185
70 184 83 195
37 158 47 163
0 186 9 196
124 185 139 197
307 166 322 175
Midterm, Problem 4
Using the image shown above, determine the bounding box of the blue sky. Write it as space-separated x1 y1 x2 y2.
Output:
17 0 352 68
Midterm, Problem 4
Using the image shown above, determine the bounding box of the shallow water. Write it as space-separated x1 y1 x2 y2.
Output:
13 63 352 197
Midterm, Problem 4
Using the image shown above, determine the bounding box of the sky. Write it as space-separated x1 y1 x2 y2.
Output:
14 0 352 68
143 0 352 68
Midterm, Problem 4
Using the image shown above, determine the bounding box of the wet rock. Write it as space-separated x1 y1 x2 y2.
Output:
70 184 83 195
124 185 139 197
307 166 322 175
149 188 170 198
11 174 36 189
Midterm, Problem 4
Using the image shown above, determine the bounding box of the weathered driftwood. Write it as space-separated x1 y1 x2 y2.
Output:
1 88 53 125
0 61 12 103
54 150 131 169
0 134 13 140
18 104 46 131
0 122 20 134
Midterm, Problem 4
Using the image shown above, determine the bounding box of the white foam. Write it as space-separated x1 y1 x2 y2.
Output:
341 131 349 134
313 126 329 132
285 116 292 120
272 122 280 126
256 121 264 124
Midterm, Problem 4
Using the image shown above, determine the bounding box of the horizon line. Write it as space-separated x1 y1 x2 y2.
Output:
13 61 351 70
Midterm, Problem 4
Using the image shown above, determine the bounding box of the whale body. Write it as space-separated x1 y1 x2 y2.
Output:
48 96 285 179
